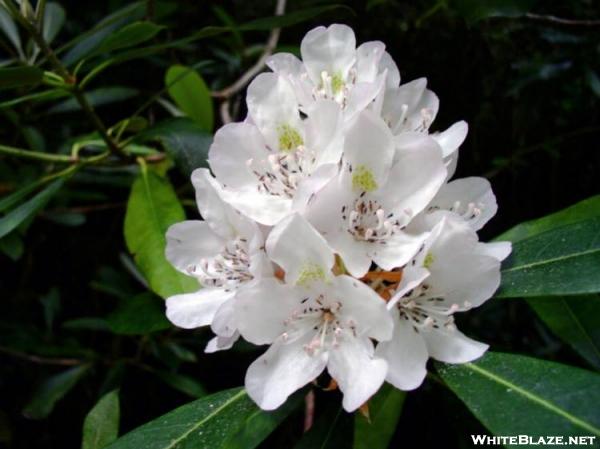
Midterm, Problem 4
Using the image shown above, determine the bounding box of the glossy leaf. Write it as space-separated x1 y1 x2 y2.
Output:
47 87 138 113
106 388 268 449
496 216 600 298
528 295 600 370
106 293 171 335
23 365 89 419
165 65 214 132
123 166 197 298
450 0 536 24
0 179 64 239
136 118 212 178
82 390 120 449
0 5 22 55
94 21 164 55
0 67 43 89
42 2 66 44
354 383 405 449
437 352 600 439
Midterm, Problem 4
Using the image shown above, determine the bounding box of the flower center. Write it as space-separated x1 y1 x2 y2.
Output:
341 197 409 243
386 104 435 135
246 145 316 198
428 200 484 223
311 70 355 106
351 165 378 192
186 237 253 291
277 124 304 152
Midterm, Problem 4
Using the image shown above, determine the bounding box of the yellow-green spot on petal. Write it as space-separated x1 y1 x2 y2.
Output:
297 262 326 287
423 252 435 269
352 165 378 193
278 124 303 153
331 73 344 95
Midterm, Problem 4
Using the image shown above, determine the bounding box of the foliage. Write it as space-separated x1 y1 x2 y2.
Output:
0 0 598 448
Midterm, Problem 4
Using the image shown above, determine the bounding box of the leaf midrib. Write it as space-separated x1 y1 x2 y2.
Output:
502 246 600 273
465 362 600 436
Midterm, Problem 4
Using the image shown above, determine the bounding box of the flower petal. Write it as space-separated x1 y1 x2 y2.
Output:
245 337 328 410
217 185 292 226
432 121 468 158
355 41 386 83
379 51 400 88
477 241 512 262
327 337 387 411
266 214 334 286
330 231 372 278
375 313 428 390
166 288 233 329
205 333 238 353
422 328 488 363
165 220 225 274
371 231 429 272
303 99 344 165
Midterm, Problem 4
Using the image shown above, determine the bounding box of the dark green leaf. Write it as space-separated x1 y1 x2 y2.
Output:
354 383 405 449
0 179 64 239
528 295 600 370
152 370 207 398
0 67 43 89
0 232 24 260
42 2 66 44
105 388 264 449
23 365 89 419
47 87 138 113
106 293 170 335
0 5 22 54
294 402 353 449
239 5 354 31
40 288 60 331
165 65 214 132
62 318 111 331
449 0 537 24
497 216 600 298
94 21 164 56
124 167 198 298
136 118 212 178
82 390 120 449
437 352 600 440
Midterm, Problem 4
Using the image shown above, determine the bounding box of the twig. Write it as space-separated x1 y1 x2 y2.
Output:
0 345 82 366
524 12 600 27
303 390 315 433
213 0 286 123
0 143 77 163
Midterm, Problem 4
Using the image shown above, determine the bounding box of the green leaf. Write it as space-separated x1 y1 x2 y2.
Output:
354 383 405 449
47 87 138 113
0 5 22 55
497 216 600 298
82 390 120 449
124 167 197 298
294 402 353 449
106 292 171 335
23 365 89 419
42 2 66 44
449 0 537 24
239 5 354 31
437 352 600 440
222 392 302 449
0 66 44 89
95 21 164 55
496 195 600 243
136 118 212 178
106 388 267 449
0 179 64 239
0 232 24 260
165 65 214 132
528 295 600 370
152 370 206 398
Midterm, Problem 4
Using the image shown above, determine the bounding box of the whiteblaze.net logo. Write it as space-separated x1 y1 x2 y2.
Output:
471 435 597 446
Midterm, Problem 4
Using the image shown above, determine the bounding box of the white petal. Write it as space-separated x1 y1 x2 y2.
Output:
388 267 430 309
166 289 233 329
165 221 225 274
300 24 356 85
246 337 328 410
208 122 268 189
217 185 292 226
266 214 334 286
422 328 488 363
205 333 238 353
327 337 387 411
330 231 372 278
344 73 386 122
303 99 344 165
477 241 512 262
211 297 236 337
292 163 339 215
375 313 428 390
246 73 303 151
371 231 429 271
266 52 305 77
355 41 386 83
333 275 393 341
432 121 468 158
379 51 400 88
382 78 426 131
235 278 297 345
344 109 395 191
429 177 497 231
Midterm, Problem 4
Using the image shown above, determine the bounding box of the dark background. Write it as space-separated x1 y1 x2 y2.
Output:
0 0 599 447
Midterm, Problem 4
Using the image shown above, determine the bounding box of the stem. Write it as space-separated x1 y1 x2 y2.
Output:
0 143 76 163
4 1 127 159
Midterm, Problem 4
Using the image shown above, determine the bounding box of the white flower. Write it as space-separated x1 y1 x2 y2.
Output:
209 73 344 225
267 24 395 120
375 217 511 390
306 109 447 277
164 168 271 352
235 214 393 411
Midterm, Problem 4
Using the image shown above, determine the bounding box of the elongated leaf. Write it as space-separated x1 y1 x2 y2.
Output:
165 65 213 132
136 118 212 178
354 383 405 449
0 66 43 89
0 231 24 260
450 0 536 24
528 295 600 370
497 217 600 298
152 370 206 398
106 292 171 335
82 390 120 449
23 365 89 419
437 352 600 440
124 167 197 298
95 21 164 56
47 87 138 113
42 2 66 44
0 179 64 239
106 388 265 449
0 5 22 54
294 402 353 449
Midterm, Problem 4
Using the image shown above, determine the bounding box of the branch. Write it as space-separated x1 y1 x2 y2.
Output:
0 345 82 366
213 0 287 100
524 12 600 27
0 143 77 163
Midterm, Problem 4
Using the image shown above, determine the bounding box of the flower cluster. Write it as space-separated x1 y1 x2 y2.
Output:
164 24 511 412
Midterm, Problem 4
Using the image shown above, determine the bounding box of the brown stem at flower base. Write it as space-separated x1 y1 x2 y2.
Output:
303 390 315 432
